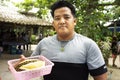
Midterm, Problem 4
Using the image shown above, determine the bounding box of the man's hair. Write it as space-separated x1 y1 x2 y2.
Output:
51 0 76 18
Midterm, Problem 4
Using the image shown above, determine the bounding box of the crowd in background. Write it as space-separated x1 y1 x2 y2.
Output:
0 30 31 54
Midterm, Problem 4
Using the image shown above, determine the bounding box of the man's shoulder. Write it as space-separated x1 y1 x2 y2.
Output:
75 33 96 46
75 33 92 41
41 35 56 42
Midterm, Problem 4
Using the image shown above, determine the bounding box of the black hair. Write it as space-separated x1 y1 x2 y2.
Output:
51 0 76 18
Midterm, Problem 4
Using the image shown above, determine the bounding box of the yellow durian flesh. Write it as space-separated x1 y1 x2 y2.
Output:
15 59 45 71
19 60 45 70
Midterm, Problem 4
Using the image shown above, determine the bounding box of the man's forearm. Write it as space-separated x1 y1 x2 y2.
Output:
93 72 107 80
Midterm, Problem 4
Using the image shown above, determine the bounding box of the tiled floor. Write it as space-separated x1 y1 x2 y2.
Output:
0 59 14 80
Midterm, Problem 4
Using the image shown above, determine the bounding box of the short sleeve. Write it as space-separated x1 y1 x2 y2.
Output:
86 39 107 76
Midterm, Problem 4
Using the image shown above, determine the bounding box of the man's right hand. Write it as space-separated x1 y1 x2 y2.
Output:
13 55 27 67
8 55 27 71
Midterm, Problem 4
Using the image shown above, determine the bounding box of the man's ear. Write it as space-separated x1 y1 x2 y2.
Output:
74 18 77 26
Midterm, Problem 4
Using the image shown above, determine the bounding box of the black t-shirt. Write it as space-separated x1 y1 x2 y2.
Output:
44 62 107 80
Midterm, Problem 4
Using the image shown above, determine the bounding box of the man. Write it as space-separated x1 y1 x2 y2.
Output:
32 0 107 80
111 36 118 67
18 0 107 80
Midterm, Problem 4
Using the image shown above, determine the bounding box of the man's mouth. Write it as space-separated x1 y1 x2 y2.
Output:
59 25 66 28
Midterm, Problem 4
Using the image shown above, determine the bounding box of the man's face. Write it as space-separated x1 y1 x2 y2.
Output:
52 7 76 38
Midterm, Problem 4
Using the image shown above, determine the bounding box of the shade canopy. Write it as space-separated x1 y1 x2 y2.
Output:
108 27 120 32
0 5 51 26
108 20 120 32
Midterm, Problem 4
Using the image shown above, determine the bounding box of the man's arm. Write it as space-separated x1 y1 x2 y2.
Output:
93 72 107 80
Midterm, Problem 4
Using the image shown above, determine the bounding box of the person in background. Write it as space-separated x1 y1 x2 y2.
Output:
14 0 107 80
111 35 118 67
23 32 30 50
10 31 17 41
117 38 120 68
117 38 120 54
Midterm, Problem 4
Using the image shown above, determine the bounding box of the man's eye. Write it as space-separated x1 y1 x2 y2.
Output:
54 17 60 20
65 16 70 19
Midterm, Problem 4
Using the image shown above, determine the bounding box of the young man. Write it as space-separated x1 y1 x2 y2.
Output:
19 1 107 80
31 1 107 80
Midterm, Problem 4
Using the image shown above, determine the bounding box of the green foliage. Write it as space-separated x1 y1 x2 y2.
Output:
15 0 35 12
31 35 37 44
15 0 57 19
97 37 112 64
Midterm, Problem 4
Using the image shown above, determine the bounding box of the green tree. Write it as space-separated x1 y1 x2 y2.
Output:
14 0 57 19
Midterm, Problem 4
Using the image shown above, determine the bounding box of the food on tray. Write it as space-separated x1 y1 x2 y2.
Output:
15 59 45 71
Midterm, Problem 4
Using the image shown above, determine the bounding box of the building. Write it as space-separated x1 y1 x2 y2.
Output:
0 5 52 54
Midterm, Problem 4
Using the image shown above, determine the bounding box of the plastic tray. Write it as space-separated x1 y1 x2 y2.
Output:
8 55 54 80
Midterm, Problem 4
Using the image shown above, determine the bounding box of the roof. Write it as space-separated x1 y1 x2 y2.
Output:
108 27 120 32
108 20 120 27
108 20 120 32
0 5 51 26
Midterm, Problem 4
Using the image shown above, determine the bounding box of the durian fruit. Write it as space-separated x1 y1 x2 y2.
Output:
15 59 45 71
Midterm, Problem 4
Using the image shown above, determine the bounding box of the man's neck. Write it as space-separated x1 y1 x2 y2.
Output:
57 32 75 41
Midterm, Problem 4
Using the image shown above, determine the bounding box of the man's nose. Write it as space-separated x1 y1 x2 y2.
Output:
60 18 65 24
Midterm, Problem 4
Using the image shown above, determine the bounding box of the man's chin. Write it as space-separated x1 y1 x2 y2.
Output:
59 32 69 37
